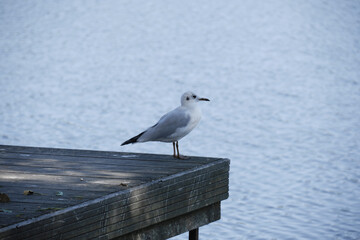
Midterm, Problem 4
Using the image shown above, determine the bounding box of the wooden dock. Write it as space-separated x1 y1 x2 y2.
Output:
0 145 229 240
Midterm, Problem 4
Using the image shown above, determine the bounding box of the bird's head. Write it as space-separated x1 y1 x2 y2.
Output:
181 91 210 107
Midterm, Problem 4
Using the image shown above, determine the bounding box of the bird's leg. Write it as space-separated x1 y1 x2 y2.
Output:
175 141 180 159
172 142 176 158
175 141 180 158
176 141 189 159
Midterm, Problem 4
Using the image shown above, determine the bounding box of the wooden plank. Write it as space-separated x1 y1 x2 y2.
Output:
0 187 112 205
1 159 229 240
0 180 136 193
0 165 173 178
0 202 72 227
0 153 200 169
116 202 220 240
0 159 191 173
0 171 159 183
0 145 215 164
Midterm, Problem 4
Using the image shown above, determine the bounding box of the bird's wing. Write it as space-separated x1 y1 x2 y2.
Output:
139 107 190 142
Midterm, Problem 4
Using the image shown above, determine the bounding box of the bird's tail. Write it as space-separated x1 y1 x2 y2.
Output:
121 131 145 146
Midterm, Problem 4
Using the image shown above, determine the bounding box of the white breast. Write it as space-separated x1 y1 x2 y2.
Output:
170 106 202 140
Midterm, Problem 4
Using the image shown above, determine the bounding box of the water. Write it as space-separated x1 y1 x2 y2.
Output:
1 1 360 239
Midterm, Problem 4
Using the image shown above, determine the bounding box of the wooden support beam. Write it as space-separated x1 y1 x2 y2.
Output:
189 228 199 240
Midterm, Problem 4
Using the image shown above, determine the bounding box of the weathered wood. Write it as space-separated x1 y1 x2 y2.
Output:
0 145 230 240
0 145 214 164
0 181 132 193
0 153 200 169
0 171 159 183
119 203 220 240
73 183 228 240
1 161 227 230
9 167 228 240
24 178 227 240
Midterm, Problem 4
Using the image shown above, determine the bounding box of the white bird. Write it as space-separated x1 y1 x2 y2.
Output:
121 91 210 159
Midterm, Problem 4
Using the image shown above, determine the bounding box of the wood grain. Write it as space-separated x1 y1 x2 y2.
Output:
0 145 230 240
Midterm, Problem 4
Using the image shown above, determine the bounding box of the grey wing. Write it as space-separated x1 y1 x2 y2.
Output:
139 107 190 142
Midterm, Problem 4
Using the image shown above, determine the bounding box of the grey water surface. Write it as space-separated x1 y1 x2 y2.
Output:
1 1 360 239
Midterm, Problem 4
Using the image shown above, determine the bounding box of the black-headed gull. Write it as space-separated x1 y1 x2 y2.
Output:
121 91 210 159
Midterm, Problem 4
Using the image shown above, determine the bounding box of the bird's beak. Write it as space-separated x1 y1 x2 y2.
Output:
199 97 210 101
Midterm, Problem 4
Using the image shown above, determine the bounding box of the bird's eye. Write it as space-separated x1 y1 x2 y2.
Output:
186 97 190 101
192 95 196 99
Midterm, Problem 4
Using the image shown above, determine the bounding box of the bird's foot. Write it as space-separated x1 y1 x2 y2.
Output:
175 154 190 160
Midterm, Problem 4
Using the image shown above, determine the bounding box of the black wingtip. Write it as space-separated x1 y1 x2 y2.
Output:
121 139 134 146
121 131 145 146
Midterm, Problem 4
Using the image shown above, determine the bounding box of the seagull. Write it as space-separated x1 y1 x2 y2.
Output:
121 91 210 159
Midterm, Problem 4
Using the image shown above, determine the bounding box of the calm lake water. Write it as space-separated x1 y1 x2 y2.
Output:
1 1 360 239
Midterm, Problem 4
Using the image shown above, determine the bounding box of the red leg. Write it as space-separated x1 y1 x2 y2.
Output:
176 141 189 159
